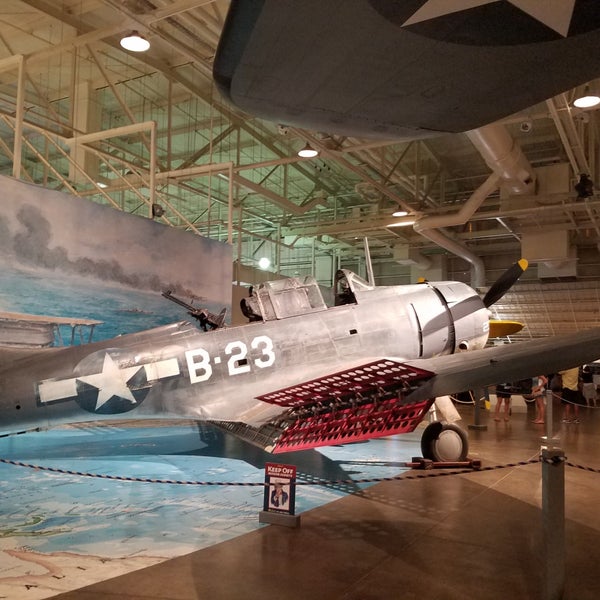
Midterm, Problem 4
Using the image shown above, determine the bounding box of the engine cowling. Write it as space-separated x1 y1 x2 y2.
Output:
409 282 489 356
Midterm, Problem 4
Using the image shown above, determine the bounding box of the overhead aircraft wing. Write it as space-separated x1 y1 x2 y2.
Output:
213 326 600 454
214 1 600 138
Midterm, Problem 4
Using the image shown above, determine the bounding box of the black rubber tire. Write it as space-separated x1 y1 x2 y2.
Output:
420 422 469 462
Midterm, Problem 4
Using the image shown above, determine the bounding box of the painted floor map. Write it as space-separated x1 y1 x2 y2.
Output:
0 421 420 599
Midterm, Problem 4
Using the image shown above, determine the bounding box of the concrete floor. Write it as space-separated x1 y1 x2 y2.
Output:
51 398 600 600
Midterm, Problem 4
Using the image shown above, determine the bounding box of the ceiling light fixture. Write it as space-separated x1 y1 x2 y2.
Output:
120 31 150 52
574 84 600 109
392 207 408 217
297 143 318 158
258 257 271 270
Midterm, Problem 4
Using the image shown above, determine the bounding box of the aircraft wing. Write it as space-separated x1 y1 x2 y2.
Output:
212 326 600 454
403 326 600 404
214 1 600 138
212 359 436 454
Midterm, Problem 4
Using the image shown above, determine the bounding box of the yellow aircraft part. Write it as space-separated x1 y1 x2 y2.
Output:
489 319 524 337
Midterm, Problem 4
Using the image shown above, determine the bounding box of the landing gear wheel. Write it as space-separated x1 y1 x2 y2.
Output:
421 422 469 462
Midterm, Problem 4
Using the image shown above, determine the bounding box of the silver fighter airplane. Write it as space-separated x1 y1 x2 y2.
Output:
3 262 600 462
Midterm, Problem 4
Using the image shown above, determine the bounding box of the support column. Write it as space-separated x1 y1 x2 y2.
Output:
13 55 25 179
70 80 100 185
541 448 565 600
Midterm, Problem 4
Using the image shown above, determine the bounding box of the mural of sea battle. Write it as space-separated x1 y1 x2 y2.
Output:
0 174 232 343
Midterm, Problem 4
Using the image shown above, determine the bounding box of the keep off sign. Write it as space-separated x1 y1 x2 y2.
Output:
263 462 296 516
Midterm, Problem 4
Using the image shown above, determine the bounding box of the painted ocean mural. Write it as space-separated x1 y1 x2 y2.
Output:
0 175 232 342
0 265 227 342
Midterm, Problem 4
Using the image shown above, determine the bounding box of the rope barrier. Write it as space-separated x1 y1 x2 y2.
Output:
0 456 545 486
547 390 600 408
565 461 600 474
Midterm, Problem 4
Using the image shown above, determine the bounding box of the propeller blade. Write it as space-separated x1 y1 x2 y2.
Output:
483 258 528 308
489 320 525 338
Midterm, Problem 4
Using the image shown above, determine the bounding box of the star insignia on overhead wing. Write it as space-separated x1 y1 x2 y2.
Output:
368 0 599 46
403 1 576 37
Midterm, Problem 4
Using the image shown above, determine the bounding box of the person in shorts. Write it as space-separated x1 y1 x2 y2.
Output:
494 382 512 422
560 366 583 424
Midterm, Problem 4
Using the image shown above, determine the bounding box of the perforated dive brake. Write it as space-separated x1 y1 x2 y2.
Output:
254 359 435 453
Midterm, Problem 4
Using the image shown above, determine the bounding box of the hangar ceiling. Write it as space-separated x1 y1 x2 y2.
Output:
0 0 599 340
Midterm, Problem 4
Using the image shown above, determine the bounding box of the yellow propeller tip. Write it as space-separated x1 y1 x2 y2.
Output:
489 319 525 337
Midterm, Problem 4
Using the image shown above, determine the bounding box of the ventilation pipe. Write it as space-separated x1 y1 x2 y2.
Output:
466 123 536 195
414 173 500 288
413 124 536 288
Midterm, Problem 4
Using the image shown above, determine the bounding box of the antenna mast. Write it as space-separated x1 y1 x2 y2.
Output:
363 237 374 285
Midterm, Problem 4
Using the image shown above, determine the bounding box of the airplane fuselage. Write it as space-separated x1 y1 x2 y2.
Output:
0 280 488 435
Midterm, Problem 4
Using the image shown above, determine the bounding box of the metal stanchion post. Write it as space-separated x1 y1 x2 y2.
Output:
540 389 565 599
542 389 560 449
541 447 565 600
468 387 488 431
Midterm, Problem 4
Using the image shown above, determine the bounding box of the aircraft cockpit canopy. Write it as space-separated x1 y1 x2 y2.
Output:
244 275 328 321
240 270 374 321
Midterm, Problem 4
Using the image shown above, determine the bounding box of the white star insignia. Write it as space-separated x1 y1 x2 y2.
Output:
403 0 576 38
77 353 141 411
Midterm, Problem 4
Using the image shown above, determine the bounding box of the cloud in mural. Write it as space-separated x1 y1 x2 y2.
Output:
0 176 232 305
7 205 167 291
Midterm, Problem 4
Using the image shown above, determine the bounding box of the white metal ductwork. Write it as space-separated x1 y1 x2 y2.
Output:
413 123 536 288
393 244 432 270
466 123 536 195
414 172 500 288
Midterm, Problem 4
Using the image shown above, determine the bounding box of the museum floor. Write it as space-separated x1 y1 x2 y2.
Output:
19 400 600 599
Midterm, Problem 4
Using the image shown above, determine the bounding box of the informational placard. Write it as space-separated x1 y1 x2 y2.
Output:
263 462 296 516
